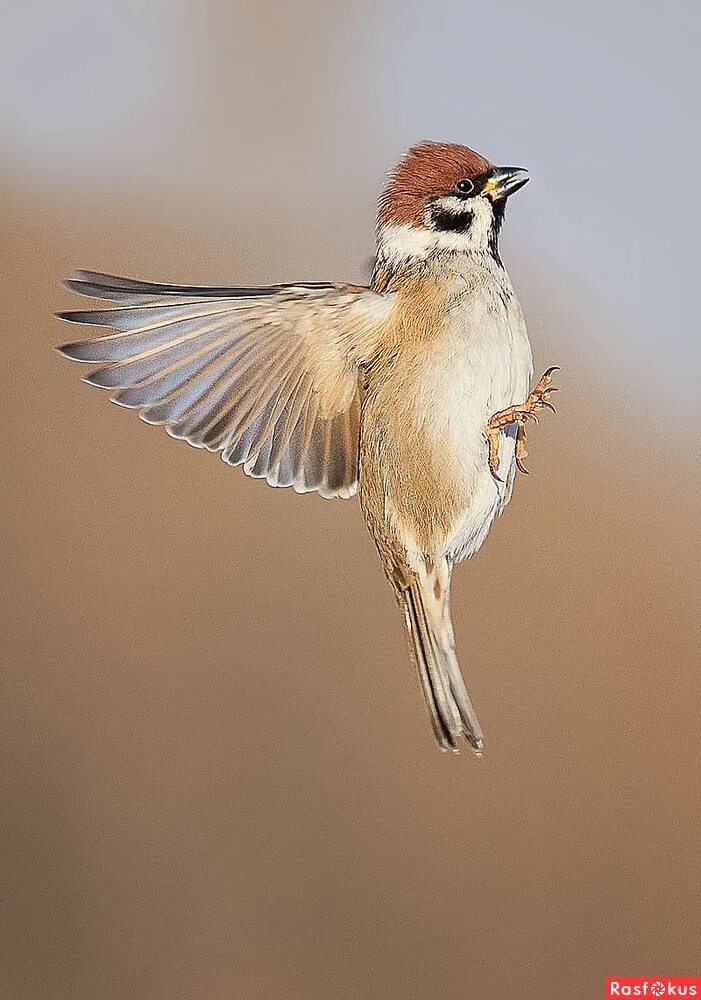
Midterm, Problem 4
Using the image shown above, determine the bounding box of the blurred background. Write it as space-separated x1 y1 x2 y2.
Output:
1 1 699 998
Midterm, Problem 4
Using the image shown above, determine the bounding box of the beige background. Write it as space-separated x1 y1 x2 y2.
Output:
2 2 700 998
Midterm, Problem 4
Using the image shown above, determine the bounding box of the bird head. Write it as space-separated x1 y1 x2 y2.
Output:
377 140 529 265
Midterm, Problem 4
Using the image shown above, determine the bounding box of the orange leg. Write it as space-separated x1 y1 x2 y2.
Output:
487 367 559 480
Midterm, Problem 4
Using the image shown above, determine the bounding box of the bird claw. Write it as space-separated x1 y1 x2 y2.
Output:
486 366 560 477
487 429 504 481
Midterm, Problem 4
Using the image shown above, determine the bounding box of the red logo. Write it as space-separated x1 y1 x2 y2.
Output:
607 979 701 997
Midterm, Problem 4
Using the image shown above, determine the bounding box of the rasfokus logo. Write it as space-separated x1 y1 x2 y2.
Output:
606 979 701 997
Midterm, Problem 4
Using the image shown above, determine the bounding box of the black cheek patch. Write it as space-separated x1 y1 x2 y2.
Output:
430 206 473 233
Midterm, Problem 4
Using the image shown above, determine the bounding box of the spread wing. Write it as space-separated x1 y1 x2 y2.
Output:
57 270 390 498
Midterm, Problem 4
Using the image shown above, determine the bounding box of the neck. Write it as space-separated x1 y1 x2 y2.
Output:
374 228 503 279
372 239 507 296
376 199 505 273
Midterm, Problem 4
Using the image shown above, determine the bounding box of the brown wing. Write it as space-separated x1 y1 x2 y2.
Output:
57 270 390 498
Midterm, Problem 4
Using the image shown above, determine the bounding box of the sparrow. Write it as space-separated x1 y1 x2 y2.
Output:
57 140 558 754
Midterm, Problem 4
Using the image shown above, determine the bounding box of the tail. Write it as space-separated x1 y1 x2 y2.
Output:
401 562 484 754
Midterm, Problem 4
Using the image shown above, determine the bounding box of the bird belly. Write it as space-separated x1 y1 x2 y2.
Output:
420 328 531 561
360 268 532 574
364 312 531 567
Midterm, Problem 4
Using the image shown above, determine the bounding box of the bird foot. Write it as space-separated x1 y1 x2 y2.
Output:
487 366 559 480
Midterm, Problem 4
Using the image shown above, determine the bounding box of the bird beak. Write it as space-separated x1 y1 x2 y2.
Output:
482 167 530 201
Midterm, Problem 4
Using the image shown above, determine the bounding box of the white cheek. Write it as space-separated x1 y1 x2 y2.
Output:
425 196 495 250
458 198 494 247
377 199 495 265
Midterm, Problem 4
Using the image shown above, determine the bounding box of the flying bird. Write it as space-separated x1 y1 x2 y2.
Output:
57 140 558 754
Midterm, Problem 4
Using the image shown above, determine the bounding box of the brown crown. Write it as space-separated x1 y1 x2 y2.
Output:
378 140 494 228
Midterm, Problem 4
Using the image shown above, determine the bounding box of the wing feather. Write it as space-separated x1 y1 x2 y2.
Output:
57 271 389 497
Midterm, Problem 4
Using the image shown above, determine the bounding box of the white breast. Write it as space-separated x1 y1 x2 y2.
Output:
418 258 533 562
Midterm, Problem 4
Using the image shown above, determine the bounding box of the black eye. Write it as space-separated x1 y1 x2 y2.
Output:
455 178 475 196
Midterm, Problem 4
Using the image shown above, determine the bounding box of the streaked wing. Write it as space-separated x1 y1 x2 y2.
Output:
57 270 390 498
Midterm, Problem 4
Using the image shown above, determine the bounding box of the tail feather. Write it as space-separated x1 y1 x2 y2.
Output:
402 567 484 754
